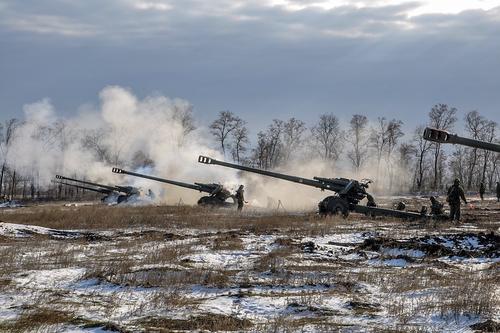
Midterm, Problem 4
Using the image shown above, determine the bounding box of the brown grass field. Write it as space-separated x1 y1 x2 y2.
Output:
0 197 498 332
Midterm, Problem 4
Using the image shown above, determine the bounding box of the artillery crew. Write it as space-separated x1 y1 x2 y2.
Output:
447 178 467 222
235 185 246 211
366 194 377 207
429 196 444 216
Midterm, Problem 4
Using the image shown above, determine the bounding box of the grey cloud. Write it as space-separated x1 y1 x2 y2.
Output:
0 0 499 131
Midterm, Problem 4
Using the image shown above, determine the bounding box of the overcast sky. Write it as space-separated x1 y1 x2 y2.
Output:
0 0 499 131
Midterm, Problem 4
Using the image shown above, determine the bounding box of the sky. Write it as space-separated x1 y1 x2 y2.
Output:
0 0 499 132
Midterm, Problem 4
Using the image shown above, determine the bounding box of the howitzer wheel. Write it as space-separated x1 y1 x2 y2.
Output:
197 196 232 207
318 196 350 218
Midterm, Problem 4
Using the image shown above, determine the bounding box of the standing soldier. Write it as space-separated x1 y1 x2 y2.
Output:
447 178 467 222
235 185 246 211
479 182 485 201
496 182 500 202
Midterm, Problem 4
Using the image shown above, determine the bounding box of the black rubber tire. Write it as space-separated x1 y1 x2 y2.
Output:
197 196 234 207
319 196 350 218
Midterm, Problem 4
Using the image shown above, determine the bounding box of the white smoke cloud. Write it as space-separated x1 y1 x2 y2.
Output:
7 86 239 204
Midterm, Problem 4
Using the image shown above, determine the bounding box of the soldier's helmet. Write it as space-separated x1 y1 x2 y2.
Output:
454 178 460 185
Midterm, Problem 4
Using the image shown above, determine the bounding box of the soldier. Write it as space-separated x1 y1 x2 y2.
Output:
429 196 444 215
479 182 485 201
234 185 247 211
396 201 406 211
447 178 467 222
366 194 377 207
497 182 500 202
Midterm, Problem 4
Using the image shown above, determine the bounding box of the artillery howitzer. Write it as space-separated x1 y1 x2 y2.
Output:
198 155 431 219
423 127 500 153
55 175 139 203
111 168 236 207
53 180 114 195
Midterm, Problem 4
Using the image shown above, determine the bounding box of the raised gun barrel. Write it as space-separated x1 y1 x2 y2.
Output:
112 168 217 194
198 155 368 204
199 156 328 189
53 180 112 194
423 127 500 153
55 175 121 193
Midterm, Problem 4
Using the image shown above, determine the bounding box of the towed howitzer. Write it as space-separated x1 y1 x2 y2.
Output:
53 180 113 195
55 175 139 203
423 127 500 153
111 168 236 207
198 155 430 219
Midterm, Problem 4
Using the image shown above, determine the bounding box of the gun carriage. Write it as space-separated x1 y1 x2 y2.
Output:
198 156 430 219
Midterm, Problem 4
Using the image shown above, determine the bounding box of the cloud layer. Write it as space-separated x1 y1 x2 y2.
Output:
0 0 499 129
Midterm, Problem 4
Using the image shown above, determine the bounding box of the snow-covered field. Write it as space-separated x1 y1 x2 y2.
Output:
0 200 499 332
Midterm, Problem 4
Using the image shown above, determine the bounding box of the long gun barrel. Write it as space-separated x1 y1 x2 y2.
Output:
55 175 121 193
53 180 112 194
423 127 500 153
198 156 329 190
112 168 216 194
198 155 368 202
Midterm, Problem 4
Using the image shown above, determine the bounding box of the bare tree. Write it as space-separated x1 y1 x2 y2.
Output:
347 114 368 172
81 129 110 163
411 125 432 191
252 131 269 169
173 103 196 137
463 111 488 189
479 120 497 186
282 118 306 163
210 111 243 156
370 117 389 175
249 120 286 169
311 114 344 161
397 142 416 191
428 104 457 190
385 119 404 191
231 125 249 163
0 119 19 198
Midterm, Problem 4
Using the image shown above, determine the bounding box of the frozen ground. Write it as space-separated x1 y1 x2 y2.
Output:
0 199 499 332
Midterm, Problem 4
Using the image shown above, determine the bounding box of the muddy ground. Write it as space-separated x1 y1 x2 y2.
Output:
0 196 499 332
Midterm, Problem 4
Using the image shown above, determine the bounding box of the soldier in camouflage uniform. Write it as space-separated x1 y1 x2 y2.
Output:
430 196 444 216
479 182 485 201
447 178 467 222
235 185 246 211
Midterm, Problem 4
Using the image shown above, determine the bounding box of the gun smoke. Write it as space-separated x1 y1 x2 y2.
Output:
3 86 497 209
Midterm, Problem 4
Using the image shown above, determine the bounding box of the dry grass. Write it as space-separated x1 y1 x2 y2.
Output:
137 314 253 331
0 308 74 332
1 200 499 332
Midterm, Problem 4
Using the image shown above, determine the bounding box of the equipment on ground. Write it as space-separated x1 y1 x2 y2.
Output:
111 168 236 207
423 127 500 153
198 155 431 219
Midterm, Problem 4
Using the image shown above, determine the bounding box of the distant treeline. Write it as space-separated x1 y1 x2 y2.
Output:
0 104 498 201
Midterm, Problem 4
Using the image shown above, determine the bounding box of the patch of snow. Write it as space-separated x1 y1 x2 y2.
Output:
368 258 408 268
381 247 425 258
0 222 82 239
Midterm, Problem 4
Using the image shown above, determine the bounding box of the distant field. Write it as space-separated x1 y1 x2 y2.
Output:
0 198 499 332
